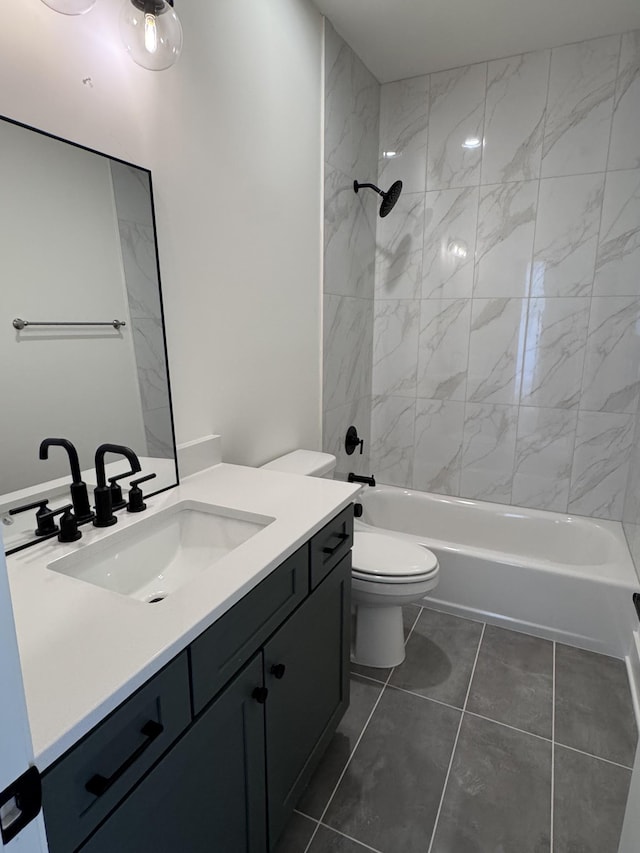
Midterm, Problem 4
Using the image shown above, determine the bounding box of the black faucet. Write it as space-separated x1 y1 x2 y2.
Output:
39 438 94 523
93 444 141 527
347 472 376 487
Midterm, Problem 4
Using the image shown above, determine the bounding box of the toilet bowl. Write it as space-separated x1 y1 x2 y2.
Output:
260 450 440 668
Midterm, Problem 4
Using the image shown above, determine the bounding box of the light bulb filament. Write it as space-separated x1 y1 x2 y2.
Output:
144 12 158 54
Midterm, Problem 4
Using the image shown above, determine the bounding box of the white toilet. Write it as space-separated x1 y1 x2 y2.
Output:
261 450 440 668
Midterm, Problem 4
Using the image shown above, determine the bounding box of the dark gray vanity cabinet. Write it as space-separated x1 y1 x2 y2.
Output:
264 555 350 847
79 654 267 853
41 506 353 853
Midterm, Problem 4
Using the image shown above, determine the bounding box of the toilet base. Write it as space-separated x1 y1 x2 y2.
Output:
351 603 406 669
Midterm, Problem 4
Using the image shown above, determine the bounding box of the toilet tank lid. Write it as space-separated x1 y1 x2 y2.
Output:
260 449 337 477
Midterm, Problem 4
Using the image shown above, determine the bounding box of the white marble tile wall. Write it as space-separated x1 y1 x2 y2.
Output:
322 23 380 477
370 31 640 520
622 407 640 577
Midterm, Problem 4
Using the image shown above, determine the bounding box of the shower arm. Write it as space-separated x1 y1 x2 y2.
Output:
353 181 384 197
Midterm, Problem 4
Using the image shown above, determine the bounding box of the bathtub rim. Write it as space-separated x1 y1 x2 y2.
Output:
356 485 639 589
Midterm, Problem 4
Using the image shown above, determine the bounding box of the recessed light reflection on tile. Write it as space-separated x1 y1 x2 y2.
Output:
462 136 482 150
382 150 400 159
448 239 469 259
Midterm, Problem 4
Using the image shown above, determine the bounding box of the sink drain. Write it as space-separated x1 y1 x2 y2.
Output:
146 593 167 604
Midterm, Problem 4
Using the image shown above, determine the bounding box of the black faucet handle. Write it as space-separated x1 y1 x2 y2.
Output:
108 469 137 485
9 499 60 536
57 506 82 544
127 473 157 513
108 469 138 511
9 499 49 517
130 473 157 488
37 504 83 544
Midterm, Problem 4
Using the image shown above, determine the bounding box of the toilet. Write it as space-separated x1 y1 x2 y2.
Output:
261 450 440 668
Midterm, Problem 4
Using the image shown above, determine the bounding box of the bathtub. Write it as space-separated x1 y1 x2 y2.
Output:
356 485 640 662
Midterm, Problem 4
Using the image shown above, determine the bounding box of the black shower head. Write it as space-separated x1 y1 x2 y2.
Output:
353 179 403 217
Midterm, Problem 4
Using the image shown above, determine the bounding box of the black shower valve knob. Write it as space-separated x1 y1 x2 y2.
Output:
345 425 364 456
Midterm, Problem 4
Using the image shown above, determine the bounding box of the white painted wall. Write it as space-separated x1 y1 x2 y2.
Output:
0 0 323 470
0 121 146 493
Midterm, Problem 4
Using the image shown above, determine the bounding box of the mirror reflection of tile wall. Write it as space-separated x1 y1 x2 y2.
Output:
111 163 172 459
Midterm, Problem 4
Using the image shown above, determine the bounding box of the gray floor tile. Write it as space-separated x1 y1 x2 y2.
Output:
308 825 377 852
467 624 553 737
273 812 317 853
297 675 384 818
554 745 631 853
323 686 460 852
431 714 552 853
389 609 484 708
555 644 637 766
350 663 391 682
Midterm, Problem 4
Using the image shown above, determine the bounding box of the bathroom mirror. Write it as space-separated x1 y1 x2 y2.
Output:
0 115 178 555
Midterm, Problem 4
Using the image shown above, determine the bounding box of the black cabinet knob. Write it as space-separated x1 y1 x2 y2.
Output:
270 663 286 679
252 686 269 704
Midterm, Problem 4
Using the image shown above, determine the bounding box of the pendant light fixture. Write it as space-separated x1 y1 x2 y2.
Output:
120 0 183 71
41 0 96 14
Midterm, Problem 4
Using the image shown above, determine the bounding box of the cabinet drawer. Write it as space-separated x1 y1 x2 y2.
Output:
42 653 191 853
309 505 354 589
78 655 267 853
190 545 309 715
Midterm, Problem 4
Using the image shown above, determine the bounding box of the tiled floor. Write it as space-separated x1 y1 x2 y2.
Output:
275 606 638 853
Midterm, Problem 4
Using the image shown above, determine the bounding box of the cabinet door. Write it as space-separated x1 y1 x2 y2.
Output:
80 654 267 853
264 553 351 847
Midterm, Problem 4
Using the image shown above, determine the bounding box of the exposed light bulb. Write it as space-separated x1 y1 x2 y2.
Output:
462 136 482 150
144 12 158 53
121 0 183 71
41 0 95 14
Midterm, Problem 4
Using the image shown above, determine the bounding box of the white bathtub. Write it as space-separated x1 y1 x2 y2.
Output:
357 485 640 661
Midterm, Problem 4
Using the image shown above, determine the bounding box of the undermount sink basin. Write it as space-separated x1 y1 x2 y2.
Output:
47 500 275 603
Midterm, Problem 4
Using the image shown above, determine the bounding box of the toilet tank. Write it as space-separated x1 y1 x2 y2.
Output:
260 450 337 478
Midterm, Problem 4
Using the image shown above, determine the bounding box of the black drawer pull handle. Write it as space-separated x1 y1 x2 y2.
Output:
85 720 164 798
322 532 349 557
270 663 286 679
252 687 269 704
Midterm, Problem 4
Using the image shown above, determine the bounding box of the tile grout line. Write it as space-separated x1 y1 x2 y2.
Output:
317 821 385 853
302 665 396 853
426 621 487 853
404 605 423 645
463 707 552 745
551 640 556 852
383 678 552 747
554 741 635 772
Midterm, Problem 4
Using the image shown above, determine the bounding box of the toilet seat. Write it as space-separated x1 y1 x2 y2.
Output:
352 532 438 584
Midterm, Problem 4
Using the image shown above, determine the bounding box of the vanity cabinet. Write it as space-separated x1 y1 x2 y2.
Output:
264 557 349 847
79 654 267 853
41 507 353 853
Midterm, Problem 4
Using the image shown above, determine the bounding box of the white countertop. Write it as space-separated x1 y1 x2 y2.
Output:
6 463 360 770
